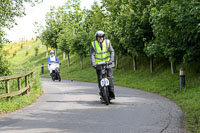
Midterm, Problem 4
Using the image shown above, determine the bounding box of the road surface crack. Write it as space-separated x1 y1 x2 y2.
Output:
160 113 172 133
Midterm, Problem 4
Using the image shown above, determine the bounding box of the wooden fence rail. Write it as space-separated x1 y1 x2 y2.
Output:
0 70 34 100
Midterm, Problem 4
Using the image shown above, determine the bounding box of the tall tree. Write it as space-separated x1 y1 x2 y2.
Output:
0 0 42 43
149 0 200 74
0 0 41 75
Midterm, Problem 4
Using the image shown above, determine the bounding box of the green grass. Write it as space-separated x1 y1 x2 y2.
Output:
4 40 200 132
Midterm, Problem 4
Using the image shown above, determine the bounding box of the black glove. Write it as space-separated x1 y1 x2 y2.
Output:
108 61 113 65
93 65 96 69
59 63 61 65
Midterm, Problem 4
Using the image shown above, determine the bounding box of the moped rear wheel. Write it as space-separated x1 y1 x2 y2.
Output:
103 87 110 105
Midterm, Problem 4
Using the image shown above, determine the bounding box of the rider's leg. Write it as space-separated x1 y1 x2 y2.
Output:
96 69 103 97
48 64 52 76
50 70 52 76
107 68 115 98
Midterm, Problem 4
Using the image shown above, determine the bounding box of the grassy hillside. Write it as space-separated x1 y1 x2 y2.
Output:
5 40 200 132
0 40 45 114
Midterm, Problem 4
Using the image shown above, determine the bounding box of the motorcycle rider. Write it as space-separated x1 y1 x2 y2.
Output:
90 31 115 100
48 50 60 76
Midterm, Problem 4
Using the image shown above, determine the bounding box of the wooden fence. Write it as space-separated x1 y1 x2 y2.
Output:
0 70 34 101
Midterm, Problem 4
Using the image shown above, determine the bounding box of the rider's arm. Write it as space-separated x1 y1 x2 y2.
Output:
90 45 96 66
108 41 115 62
48 56 51 64
55 56 60 64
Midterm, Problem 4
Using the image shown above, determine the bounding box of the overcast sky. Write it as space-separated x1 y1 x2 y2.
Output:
5 0 99 42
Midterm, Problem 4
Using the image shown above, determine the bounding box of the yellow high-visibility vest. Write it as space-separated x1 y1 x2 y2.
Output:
92 40 111 64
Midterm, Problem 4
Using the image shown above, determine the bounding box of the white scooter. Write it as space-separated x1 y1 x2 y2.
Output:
49 61 61 82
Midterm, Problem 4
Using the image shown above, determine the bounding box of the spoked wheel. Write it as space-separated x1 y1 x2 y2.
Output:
103 87 110 105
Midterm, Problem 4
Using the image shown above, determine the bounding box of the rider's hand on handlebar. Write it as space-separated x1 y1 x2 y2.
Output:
59 63 61 65
108 61 113 65
93 65 96 69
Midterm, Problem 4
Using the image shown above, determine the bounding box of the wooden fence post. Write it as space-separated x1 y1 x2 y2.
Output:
6 80 10 101
18 78 21 90
25 76 29 93
0 70 34 100
31 72 33 78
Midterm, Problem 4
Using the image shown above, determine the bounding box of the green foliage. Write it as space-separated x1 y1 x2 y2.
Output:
0 0 42 44
0 0 42 76
71 31 90 57
149 0 200 62
0 53 10 76
41 6 65 49
57 28 72 56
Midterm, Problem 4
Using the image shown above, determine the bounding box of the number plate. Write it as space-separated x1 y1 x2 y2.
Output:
100 78 109 87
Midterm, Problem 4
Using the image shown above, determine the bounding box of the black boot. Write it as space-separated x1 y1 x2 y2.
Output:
109 87 115 99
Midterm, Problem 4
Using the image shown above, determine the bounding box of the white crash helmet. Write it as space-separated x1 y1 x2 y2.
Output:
50 50 54 54
95 30 105 40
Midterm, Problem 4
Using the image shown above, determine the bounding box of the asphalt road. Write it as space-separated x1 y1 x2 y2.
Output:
0 78 184 133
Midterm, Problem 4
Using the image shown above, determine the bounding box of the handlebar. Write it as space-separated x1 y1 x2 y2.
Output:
96 61 112 67
49 61 59 63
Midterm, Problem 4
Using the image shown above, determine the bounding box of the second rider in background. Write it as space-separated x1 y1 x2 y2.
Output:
90 31 115 100
48 50 60 76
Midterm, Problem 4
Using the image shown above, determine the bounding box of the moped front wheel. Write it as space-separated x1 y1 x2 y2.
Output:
103 87 110 105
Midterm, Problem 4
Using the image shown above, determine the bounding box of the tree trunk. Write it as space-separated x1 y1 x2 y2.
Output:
63 52 65 60
80 56 83 70
46 46 48 57
150 56 153 73
40 42 42 48
133 56 137 71
170 61 176 74
55 48 57 56
67 53 70 67
116 55 119 69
